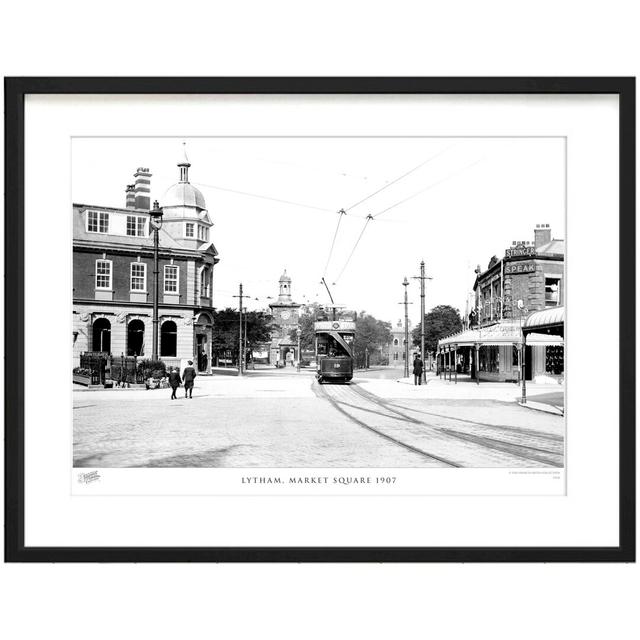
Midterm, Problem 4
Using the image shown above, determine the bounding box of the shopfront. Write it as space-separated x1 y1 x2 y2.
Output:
438 307 564 384
438 322 523 383
522 306 565 384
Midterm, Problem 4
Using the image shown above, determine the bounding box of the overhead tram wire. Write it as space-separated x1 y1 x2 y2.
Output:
323 150 455 282
331 157 484 284
322 208 346 278
372 158 484 219
332 215 374 285
193 181 381 220
326 146 453 282
193 182 334 214
343 145 453 213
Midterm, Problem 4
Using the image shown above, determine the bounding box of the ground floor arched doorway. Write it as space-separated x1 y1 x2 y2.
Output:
160 320 177 357
280 346 296 367
195 313 213 372
92 317 111 353
127 319 145 356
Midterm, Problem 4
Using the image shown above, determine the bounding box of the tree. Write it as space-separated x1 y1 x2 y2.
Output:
211 308 274 365
353 311 392 368
290 306 391 367
288 303 320 352
412 305 463 357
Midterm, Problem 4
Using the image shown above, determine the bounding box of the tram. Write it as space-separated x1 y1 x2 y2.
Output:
314 306 356 384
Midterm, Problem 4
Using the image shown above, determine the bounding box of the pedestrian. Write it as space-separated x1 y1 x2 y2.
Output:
168 366 182 400
182 360 197 399
413 354 424 386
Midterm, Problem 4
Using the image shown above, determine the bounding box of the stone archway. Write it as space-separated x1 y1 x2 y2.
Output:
195 312 213 372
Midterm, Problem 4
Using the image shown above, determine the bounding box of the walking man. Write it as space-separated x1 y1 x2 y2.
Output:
168 366 181 400
182 360 197 399
413 353 424 386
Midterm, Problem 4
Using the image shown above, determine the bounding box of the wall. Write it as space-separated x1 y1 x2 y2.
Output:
73 303 195 366
73 250 191 303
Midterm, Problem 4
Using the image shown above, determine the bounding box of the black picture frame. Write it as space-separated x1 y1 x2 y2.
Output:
4 77 635 563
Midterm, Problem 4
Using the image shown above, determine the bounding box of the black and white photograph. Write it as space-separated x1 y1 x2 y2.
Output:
72 136 566 474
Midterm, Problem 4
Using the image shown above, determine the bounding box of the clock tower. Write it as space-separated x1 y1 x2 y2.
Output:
268 270 302 365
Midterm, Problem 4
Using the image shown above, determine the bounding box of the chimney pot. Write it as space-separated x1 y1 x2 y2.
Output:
133 168 152 211
125 184 136 209
534 224 552 249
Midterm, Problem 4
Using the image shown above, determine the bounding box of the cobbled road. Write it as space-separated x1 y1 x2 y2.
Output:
73 375 564 468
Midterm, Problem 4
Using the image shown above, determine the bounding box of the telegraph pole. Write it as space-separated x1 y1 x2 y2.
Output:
233 283 244 376
412 260 432 382
244 311 249 371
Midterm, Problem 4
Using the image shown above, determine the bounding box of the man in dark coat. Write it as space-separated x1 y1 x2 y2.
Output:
412 354 424 386
168 367 182 400
182 360 197 399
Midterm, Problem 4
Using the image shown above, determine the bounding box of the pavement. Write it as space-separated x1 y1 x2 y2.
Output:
353 369 564 415
74 366 564 410
73 365 565 468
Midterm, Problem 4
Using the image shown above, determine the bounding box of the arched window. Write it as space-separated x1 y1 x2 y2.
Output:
200 267 210 298
160 320 177 357
92 317 111 353
127 319 145 356
393 338 399 346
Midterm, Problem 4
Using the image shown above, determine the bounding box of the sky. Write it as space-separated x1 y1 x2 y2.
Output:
72 136 565 325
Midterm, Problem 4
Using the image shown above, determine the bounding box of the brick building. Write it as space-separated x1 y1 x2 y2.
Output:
472 224 564 324
439 223 564 383
73 150 219 373
268 270 301 365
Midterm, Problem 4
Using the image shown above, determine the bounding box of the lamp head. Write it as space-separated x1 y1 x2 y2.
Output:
150 200 164 230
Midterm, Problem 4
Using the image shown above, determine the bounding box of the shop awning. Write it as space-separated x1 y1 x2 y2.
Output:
523 306 565 330
525 332 564 346
439 322 523 348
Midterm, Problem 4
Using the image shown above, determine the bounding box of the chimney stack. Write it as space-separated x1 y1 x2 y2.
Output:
133 167 152 210
534 223 551 249
125 184 136 209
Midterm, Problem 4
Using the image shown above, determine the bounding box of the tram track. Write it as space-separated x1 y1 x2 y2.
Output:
315 382 461 467
316 381 564 468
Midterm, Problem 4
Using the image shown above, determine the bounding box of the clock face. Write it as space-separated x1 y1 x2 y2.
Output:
281 310 291 320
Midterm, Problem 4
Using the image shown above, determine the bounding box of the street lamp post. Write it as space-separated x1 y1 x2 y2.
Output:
296 327 301 372
517 299 528 403
238 283 243 376
149 200 164 361
402 277 410 378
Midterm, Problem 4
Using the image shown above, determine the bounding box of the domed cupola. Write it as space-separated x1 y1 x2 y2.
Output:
163 144 207 210
160 143 212 248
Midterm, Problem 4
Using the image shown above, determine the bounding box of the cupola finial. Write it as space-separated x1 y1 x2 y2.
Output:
178 141 191 183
